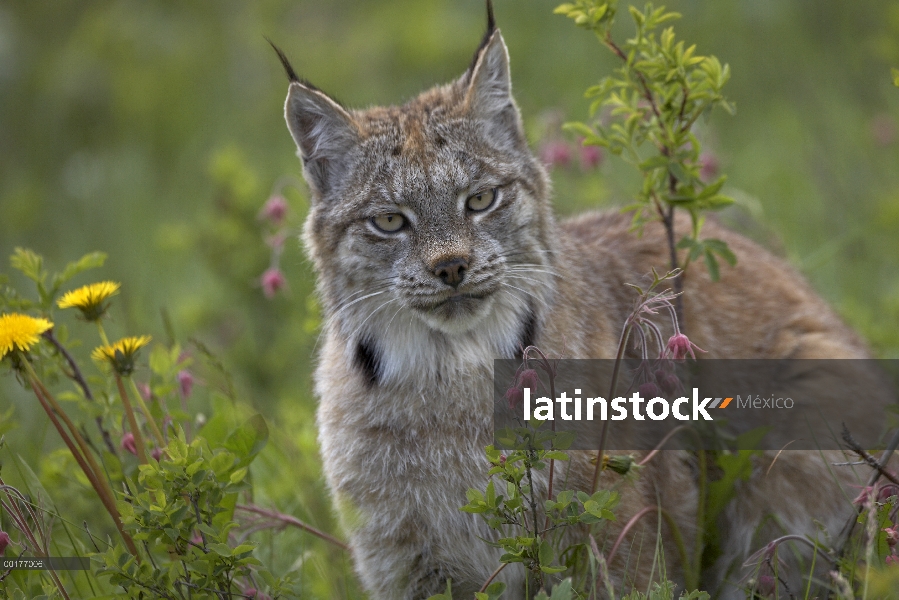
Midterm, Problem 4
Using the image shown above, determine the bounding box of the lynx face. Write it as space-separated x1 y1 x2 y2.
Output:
277 27 556 384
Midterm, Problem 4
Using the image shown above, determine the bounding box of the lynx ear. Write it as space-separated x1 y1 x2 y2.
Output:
284 82 359 197
464 29 526 150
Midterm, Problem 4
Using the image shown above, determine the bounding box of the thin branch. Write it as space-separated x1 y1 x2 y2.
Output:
43 330 118 456
235 504 349 551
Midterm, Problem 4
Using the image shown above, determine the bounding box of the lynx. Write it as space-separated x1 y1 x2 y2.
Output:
273 5 882 599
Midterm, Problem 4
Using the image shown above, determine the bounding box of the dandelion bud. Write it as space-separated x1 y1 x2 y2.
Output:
121 432 137 456
638 381 662 398
260 268 286 299
602 454 636 475
259 194 288 225
518 369 539 393
177 370 194 398
580 143 603 170
539 140 571 169
0 530 10 553
666 333 706 361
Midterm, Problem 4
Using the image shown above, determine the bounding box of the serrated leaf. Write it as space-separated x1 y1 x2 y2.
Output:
57 252 107 286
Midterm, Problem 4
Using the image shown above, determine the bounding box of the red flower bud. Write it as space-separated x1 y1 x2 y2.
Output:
0 530 10 554
259 195 288 225
505 386 524 410
539 141 571 169
260 268 286 299
757 574 775 596
580 144 603 170
638 381 662 398
518 369 539 393
121 432 137 456
177 370 194 398
666 333 706 361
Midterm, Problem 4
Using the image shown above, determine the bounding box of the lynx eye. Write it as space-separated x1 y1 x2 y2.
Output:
371 213 406 233
466 188 497 212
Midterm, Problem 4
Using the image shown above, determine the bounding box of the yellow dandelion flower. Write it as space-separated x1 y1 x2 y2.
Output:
0 313 53 359
92 335 151 376
57 281 121 321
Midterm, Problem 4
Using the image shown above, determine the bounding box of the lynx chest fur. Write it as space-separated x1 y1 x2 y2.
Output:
274 7 870 600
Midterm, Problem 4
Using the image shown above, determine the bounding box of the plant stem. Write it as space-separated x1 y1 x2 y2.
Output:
129 377 166 449
236 504 349 551
115 374 149 464
24 372 139 558
42 329 118 456
591 323 632 492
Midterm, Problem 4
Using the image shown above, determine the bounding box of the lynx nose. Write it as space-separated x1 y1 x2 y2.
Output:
433 257 468 288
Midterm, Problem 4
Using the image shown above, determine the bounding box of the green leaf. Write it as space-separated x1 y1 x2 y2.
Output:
10 247 44 283
56 251 107 286
562 121 595 138
225 414 269 464
703 248 720 281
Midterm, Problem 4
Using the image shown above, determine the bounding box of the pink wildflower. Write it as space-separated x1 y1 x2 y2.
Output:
638 381 662 398
177 369 194 398
539 141 571 169
699 152 719 182
580 143 603 170
259 194 288 225
518 369 539 393
666 333 706 361
260 268 286 299
121 432 137 456
505 386 524 410
0 530 10 554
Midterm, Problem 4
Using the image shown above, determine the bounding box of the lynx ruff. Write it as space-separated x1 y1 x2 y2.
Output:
274 5 872 599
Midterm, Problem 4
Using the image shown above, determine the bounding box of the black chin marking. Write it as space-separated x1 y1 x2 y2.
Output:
354 338 381 386
509 309 538 359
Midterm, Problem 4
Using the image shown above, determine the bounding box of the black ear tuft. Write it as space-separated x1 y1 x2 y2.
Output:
266 37 299 83
466 0 497 82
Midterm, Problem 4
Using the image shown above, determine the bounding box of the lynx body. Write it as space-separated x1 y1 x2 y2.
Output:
275 9 871 599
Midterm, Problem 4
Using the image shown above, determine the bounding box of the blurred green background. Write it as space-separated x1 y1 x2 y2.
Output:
1 1 898 596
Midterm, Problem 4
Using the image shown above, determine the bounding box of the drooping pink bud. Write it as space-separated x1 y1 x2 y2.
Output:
0 530 10 554
138 382 151 401
151 447 165 462
518 369 539 394
260 268 286 299
666 333 706 361
265 232 287 251
539 141 571 169
505 386 524 410
887 554 899 566
580 143 603 170
244 588 271 600
177 370 194 398
885 526 899 548
699 152 719 182
757 574 776 596
655 370 681 395
259 195 288 225
638 381 662 398
121 432 137 456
